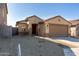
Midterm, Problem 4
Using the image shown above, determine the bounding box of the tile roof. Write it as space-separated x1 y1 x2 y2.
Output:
69 19 79 26
17 15 43 23
45 15 72 24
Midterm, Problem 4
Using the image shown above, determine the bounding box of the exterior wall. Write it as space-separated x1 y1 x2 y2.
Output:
38 23 46 36
70 27 76 37
17 23 28 35
3 26 12 38
44 23 50 37
3 4 7 25
70 25 79 38
45 17 71 37
0 3 7 25
27 17 43 35
0 3 11 38
28 23 32 35
68 26 71 36
76 25 79 36
0 25 12 38
0 5 5 25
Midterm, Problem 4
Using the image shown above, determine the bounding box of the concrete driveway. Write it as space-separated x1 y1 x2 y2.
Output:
35 36 79 56
52 37 79 42
35 36 79 48
11 35 64 56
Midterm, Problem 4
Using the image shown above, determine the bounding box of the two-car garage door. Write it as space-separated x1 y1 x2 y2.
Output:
49 24 68 37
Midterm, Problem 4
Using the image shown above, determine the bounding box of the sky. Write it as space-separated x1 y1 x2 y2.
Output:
7 3 79 27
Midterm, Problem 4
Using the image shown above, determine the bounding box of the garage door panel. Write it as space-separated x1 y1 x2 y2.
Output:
49 24 68 37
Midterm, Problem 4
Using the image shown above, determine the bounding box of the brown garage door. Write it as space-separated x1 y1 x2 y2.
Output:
49 24 68 37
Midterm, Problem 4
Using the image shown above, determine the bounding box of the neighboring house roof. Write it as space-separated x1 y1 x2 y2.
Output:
45 15 72 24
69 19 79 26
16 20 27 26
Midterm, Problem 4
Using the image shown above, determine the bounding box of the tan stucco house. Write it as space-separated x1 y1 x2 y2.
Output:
44 16 71 37
16 15 71 37
0 3 12 37
0 3 8 25
70 20 79 37
16 15 43 35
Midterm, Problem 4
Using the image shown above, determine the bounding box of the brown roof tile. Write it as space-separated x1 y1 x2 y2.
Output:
16 15 43 23
69 19 79 26
24 15 43 21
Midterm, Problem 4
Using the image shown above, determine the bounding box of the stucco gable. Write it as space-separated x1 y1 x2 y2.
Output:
16 15 43 25
45 16 71 25
25 15 43 24
25 15 43 21
27 15 43 21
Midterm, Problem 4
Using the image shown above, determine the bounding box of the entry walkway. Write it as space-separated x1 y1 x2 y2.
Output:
35 36 79 56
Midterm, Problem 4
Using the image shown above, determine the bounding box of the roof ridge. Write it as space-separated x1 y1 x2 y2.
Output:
45 15 71 24
45 15 61 21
